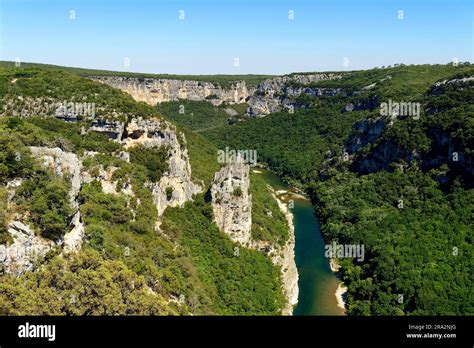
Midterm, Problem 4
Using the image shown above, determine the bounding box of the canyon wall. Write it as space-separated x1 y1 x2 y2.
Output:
91 76 250 106
89 73 344 117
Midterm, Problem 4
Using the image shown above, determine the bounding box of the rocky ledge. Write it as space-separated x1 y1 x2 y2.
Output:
246 73 343 116
89 73 346 117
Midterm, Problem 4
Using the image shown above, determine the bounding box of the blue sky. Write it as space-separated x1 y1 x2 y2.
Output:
0 0 472 74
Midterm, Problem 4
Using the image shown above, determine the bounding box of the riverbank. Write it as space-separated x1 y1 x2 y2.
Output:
335 283 347 310
269 187 299 315
330 258 347 312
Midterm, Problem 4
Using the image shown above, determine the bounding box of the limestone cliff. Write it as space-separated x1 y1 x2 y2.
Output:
91 76 250 106
122 117 202 221
89 73 346 117
0 221 55 276
210 158 252 246
29 147 85 253
246 73 343 116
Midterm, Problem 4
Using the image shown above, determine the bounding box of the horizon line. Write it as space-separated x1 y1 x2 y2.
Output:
1 59 472 77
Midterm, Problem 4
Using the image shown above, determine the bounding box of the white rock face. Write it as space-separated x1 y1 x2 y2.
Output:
1 117 201 274
210 159 252 246
29 147 82 210
123 117 202 220
63 212 84 254
89 73 345 117
0 221 56 276
247 73 343 116
91 76 250 106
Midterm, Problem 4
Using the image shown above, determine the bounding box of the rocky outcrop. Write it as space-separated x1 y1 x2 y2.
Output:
91 76 250 106
247 73 343 116
29 146 85 253
122 117 202 220
351 120 473 181
89 119 125 140
210 162 298 313
0 221 56 276
0 145 86 275
210 158 252 246
428 76 474 96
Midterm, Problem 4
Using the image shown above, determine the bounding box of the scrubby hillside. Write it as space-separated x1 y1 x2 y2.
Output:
0 65 292 315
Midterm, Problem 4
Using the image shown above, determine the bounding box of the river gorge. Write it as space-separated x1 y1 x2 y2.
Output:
256 169 346 316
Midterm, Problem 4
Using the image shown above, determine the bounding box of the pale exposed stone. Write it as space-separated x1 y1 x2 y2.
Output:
211 158 252 246
211 162 299 314
29 147 82 210
123 117 202 221
91 76 250 106
247 73 343 116
0 221 56 275
89 73 345 117
62 212 84 254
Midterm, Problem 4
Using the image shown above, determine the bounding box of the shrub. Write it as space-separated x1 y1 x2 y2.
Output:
232 186 243 197
129 145 169 182
166 186 174 201
16 172 73 240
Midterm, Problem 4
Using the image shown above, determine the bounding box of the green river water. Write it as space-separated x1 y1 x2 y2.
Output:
256 169 345 316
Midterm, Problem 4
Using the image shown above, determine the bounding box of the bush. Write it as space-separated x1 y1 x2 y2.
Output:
166 187 174 201
129 145 169 182
0 188 12 244
0 250 175 315
232 186 243 197
16 171 73 240
0 135 34 184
